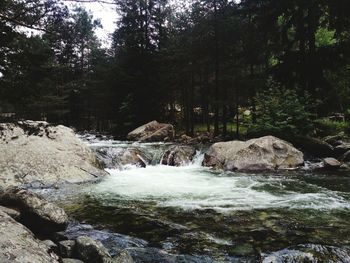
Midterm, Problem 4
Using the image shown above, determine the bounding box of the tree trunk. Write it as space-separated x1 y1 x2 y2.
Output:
213 0 220 136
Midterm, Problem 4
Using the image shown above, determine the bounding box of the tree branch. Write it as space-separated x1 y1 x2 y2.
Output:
0 14 50 33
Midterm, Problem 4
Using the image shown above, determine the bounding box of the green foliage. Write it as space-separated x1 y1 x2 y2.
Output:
316 27 337 47
314 119 349 137
248 81 315 137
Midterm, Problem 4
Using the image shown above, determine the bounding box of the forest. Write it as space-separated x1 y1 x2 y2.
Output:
1 0 350 139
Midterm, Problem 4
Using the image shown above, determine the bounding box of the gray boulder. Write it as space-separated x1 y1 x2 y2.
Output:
76 236 112 263
0 210 60 263
127 121 175 142
97 147 150 169
203 136 304 171
0 187 68 233
161 145 196 166
0 121 107 188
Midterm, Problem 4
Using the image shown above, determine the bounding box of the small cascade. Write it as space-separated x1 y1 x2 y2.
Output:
192 150 205 167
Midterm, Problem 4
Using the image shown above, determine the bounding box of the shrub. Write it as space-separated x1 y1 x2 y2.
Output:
248 82 315 137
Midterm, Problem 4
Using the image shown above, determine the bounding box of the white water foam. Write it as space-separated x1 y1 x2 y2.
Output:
90 161 350 212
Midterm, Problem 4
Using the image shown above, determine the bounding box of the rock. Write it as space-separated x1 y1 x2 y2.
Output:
62 259 84 263
262 244 350 263
42 239 58 252
0 210 60 262
96 147 151 169
76 236 112 263
179 134 194 144
127 121 175 142
340 163 350 170
59 240 76 258
334 143 350 156
203 136 304 171
342 150 350 162
57 223 148 257
0 187 68 233
0 121 107 188
0 205 20 220
323 132 346 146
292 136 334 157
113 250 135 263
161 145 196 166
323 158 342 169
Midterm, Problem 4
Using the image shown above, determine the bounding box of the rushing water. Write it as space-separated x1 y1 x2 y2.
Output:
59 137 350 262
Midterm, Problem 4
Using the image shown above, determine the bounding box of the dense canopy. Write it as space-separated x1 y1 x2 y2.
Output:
1 0 350 137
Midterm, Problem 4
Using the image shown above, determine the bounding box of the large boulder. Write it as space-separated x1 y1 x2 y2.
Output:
0 210 60 263
127 121 175 142
203 136 304 171
0 187 68 233
161 145 196 166
0 121 107 188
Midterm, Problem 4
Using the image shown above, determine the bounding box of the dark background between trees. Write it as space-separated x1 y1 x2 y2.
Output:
1 0 350 138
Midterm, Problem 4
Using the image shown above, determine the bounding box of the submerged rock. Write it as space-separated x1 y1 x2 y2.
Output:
161 145 196 166
0 210 60 262
0 187 68 233
76 236 112 263
127 121 175 142
58 223 148 257
0 120 107 188
126 247 214 263
262 244 350 263
203 136 304 171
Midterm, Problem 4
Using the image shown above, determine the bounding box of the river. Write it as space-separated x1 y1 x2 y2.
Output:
49 137 350 262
